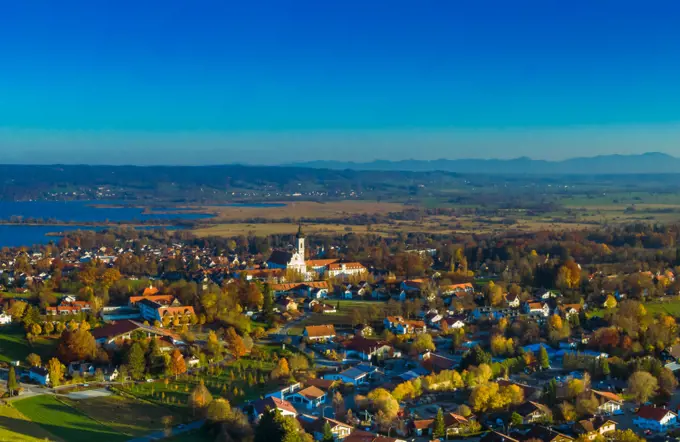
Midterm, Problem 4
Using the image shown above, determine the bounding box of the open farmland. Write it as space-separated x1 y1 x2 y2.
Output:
60 394 181 437
13 395 127 442
0 403 63 442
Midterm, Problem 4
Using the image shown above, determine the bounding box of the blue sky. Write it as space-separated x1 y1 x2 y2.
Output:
1 0 680 164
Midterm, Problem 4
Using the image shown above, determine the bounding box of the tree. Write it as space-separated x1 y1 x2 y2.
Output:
289 354 309 372
255 409 312 442
7 366 18 396
367 388 399 419
433 408 446 438
56 328 97 363
321 421 334 442
657 368 678 398
206 398 232 423
225 327 247 359
26 353 41 367
169 349 187 378
271 358 290 379
558 402 576 422
263 284 275 323
510 412 523 427
333 391 346 419
411 333 435 354
538 345 550 370
627 371 658 404
461 346 491 369
603 295 617 309
126 342 147 380
48 357 64 387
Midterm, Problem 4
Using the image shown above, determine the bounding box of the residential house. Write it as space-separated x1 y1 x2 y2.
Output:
128 294 175 307
422 353 457 372
326 262 367 279
303 325 336 342
506 293 521 308
633 406 678 432
524 302 550 318
265 383 302 400
440 315 466 330
559 304 583 318
46 300 92 316
343 336 392 361
383 316 426 335
521 426 573 442
343 430 406 442
307 417 354 440
573 417 617 440
514 401 552 424
91 319 184 348
354 324 373 337
480 431 520 442
592 390 623 415
28 366 50 385
68 361 95 377
0 312 12 325
276 297 298 312
249 397 298 422
137 298 195 323
288 386 327 410
323 367 369 385
440 282 474 296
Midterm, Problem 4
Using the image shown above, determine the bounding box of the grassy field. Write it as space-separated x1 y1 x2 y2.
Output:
205 201 405 221
120 356 279 413
13 395 127 442
60 394 181 437
0 403 63 442
589 298 680 318
289 299 387 335
0 325 58 365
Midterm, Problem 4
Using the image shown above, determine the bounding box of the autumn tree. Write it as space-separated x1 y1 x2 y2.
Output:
207 398 232 423
169 349 187 378
48 357 64 387
271 358 290 380
433 408 446 438
26 353 41 367
539 345 550 370
225 327 247 359
627 371 658 404
56 328 97 363
126 342 147 380
367 388 399 419
7 366 17 396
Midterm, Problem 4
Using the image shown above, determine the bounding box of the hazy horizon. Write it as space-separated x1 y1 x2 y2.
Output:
2 1 680 164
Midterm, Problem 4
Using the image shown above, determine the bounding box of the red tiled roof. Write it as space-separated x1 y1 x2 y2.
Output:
129 294 175 305
636 405 677 422
304 324 336 338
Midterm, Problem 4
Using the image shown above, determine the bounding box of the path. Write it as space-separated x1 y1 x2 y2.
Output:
126 419 205 442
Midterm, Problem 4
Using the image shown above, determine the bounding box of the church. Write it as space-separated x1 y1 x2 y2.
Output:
266 225 308 273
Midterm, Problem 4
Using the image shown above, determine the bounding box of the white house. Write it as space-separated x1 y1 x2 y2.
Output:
28 366 50 385
525 302 550 317
250 397 298 422
0 312 12 325
287 385 327 410
265 383 302 400
323 367 368 385
592 390 623 415
303 325 336 342
383 316 426 335
634 406 677 432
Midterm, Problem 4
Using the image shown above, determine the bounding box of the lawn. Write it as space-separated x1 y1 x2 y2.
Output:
13 395 127 442
589 298 680 319
290 299 387 335
0 403 63 442
60 394 181 437
0 325 58 365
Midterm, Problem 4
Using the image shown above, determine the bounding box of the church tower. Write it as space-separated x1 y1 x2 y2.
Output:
296 223 305 257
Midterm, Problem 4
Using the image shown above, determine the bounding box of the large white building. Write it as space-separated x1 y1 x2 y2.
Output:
267 226 367 280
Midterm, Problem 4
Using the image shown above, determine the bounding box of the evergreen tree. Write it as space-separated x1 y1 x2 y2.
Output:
127 342 147 380
263 284 275 323
7 366 17 397
539 345 550 370
433 407 446 438
510 412 523 427
321 421 334 442
600 358 611 377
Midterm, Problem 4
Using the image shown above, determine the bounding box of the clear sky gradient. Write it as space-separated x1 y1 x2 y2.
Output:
2 0 680 164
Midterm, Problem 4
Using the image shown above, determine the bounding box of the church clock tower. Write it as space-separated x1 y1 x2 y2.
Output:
296 223 306 257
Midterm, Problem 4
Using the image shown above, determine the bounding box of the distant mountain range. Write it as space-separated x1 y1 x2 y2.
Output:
290 152 678 174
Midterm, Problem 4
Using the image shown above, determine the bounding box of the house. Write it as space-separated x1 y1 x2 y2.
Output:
102 366 119 382
521 426 573 442
440 316 466 330
506 293 521 308
514 401 552 424
524 302 550 318
265 383 302 400
326 262 367 279
411 419 434 437
28 366 50 385
383 316 426 335
343 336 392 361
307 417 354 440
354 324 373 337
560 304 583 318
343 430 406 442
128 294 175 307
480 431 520 442
412 413 472 437
574 417 617 440
303 325 336 342
137 298 195 323
288 385 327 410
665 343 680 361
633 405 678 432
422 353 457 372
323 367 369 385
276 297 298 312
440 282 474 295
249 397 298 422
46 300 92 316
68 361 95 377
91 319 184 348
0 312 12 325
592 390 623 415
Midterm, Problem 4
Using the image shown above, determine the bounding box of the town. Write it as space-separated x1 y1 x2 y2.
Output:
0 222 676 442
